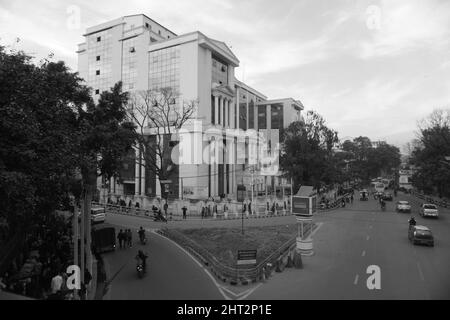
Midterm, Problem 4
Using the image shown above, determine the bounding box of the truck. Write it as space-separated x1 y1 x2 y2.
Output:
91 224 116 254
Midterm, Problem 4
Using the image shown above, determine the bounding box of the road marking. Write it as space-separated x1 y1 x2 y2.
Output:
237 284 263 300
152 230 230 300
417 262 425 281
310 222 324 237
354 274 359 285
366 235 370 241
362 250 366 257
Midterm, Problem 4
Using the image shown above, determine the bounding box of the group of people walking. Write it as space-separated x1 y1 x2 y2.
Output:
117 229 133 249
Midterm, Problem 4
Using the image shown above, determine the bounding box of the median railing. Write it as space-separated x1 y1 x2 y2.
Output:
157 223 314 285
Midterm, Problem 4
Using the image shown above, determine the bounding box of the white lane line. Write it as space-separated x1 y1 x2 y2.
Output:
362 250 366 257
417 262 425 281
366 235 370 241
152 230 231 300
354 274 359 285
310 222 324 237
237 283 263 300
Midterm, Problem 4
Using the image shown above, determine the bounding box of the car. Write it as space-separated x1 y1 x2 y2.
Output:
374 191 384 200
91 206 106 224
396 201 411 213
408 225 434 247
382 193 393 201
420 203 439 218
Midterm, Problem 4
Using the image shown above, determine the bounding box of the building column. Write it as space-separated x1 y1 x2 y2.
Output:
219 96 224 126
214 95 219 125
134 148 140 196
225 99 229 128
140 157 146 196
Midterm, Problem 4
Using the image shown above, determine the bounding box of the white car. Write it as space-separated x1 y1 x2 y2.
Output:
396 201 411 213
420 204 439 218
91 207 106 224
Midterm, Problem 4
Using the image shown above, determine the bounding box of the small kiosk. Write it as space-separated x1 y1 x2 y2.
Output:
292 186 317 256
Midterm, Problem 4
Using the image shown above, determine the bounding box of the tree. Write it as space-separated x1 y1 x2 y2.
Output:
127 88 197 199
410 109 450 197
0 44 136 280
280 111 339 192
0 45 91 234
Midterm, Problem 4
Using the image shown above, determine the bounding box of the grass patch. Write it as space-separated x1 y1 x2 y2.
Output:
173 224 300 268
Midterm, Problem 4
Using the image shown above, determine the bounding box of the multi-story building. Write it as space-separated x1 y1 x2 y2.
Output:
77 14 304 207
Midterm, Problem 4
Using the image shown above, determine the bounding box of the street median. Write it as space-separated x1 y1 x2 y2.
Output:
157 223 316 285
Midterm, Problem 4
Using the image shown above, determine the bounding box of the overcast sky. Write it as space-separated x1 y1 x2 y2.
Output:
1 0 449 148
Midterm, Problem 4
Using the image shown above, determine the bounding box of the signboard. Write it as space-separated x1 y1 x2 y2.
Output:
237 249 257 265
292 197 309 215
160 180 172 184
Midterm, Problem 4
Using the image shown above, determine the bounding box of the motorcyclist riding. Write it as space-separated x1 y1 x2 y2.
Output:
136 250 148 273
409 217 416 226
380 199 386 210
138 227 146 244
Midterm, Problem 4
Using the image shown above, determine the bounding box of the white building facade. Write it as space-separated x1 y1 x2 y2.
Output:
77 14 304 206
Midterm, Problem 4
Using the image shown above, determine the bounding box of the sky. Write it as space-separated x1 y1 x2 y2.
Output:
1 0 449 149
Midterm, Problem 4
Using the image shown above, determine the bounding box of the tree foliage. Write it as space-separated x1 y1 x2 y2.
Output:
410 109 450 197
280 111 339 191
0 44 135 235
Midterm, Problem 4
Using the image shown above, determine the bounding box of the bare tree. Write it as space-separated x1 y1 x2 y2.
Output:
127 88 197 199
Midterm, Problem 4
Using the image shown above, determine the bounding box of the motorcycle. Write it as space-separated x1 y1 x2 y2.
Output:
153 213 167 223
381 202 386 211
139 234 147 245
136 263 145 278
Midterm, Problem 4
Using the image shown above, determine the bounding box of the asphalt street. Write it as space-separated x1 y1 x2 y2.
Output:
247 191 450 299
101 191 450 299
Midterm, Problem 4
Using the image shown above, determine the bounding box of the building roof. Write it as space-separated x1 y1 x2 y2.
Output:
257 98 304 110
234 79 268 100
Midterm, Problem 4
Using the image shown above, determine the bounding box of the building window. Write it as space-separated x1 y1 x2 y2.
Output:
271 104 284 129
95 89 100 95
168 36 170 39
248 100 255 129
96 55 100 61
158 30 161 35
211 95 215 124
145 23 150 29
97 36 101 42
150 37 157 43
96 70 100 75
212 57 228 85
129 46 136 53
258 105 267 129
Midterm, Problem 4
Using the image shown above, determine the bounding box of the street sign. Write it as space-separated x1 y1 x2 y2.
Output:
160 180 172 184
237 249 257 265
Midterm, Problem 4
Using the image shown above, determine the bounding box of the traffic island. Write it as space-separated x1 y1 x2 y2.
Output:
157 223 317 285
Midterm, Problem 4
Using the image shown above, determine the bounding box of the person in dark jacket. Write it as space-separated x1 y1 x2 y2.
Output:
117 229 124 249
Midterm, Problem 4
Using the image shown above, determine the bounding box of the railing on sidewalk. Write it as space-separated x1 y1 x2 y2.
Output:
410 190 449 209
92 201 294 221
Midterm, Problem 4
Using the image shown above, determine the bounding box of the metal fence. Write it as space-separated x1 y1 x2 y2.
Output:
410 190 449 209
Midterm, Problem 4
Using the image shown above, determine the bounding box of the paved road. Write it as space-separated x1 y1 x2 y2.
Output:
246 191 450 299
102 227 225 300
100 191 450 299
101 213 297 300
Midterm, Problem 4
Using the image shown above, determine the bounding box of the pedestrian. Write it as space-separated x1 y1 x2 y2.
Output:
163 201 169 217
350 194 354 204
126 229 132 248
117 229 124 249
182 206 187 220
